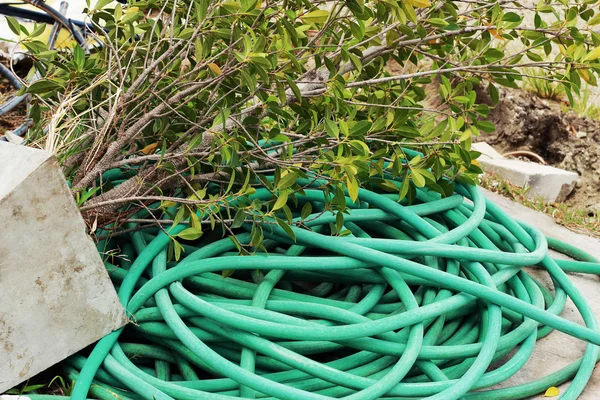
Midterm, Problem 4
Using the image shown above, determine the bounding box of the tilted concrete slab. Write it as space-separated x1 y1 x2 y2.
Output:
482 189 600 399
472 142 504 161
0 142 127 393
479 157 579 203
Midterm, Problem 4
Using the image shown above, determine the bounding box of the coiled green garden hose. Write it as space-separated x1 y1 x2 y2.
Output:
33 174 600 400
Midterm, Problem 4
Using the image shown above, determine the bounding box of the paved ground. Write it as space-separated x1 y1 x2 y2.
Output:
482 189 600 399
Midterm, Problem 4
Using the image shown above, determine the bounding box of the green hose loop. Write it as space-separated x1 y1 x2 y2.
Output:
63 174 600 400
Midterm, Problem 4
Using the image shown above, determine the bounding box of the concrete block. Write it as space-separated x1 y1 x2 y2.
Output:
0 142 127 393
472 142 504 161
478 157 579 203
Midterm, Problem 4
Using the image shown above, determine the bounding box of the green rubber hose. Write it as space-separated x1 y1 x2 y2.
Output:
55 174 600 400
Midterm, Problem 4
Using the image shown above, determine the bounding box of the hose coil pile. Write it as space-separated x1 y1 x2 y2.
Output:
51 177 600 400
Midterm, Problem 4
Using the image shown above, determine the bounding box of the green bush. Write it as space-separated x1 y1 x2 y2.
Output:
7 0 600 249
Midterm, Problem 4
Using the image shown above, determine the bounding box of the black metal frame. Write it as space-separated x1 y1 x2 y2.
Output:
0 0 87 141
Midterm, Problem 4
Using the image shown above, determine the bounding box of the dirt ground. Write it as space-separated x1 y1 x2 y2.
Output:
475 85 600 211
0 59 28 135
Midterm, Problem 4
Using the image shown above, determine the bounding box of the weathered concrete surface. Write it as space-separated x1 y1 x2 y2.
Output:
482 189 600 399
472 141 504 161
481 158 579 203
0 142 127 393
475 142 579 203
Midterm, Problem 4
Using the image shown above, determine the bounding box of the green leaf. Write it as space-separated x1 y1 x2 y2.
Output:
301 202 312 220
30 102 41 122
179 27 195 40
458 147 472 166
30 23 46 38
346 174 359 202
173 206 186 227
222 269 235 278
6 384 47 394
172 239 185 261
485 48 504 61
526 51 543 62
335 211 344 233
349 21 365 39
410 168 425 187
427 18 449 27
249 223 263 246
378 179 399 192
273 192 289 211
477 121 496 133
589 14 600 26
225 169 236 193
285 76 302 101
474 104 490 116
584 46 600 62
73 45 85 70
301 9 329 24
5 16 21 36
22 40 47 54
456 173 478 186
402 2 417 23
250 56 272 69
26 79 62 95
276 81 287 104
121 10 140 24
324 119 340 138
231 209 246 229
534 13 542 29
502 12 522 22
399 174 410 200
276 218 296 242
453 96 471 104
349 120 372 136
278 172 298 190
93 0 113 10
536 5 554 13
176 227 204 241
488 83 499 105
339 119 349 136
189 211 201 229
348 53 362 73
76 187 100 206
349 140 370 156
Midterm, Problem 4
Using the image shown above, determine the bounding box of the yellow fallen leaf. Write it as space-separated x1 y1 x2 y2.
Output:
140 142 158 154
208 62 222 75
544 387 560 397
